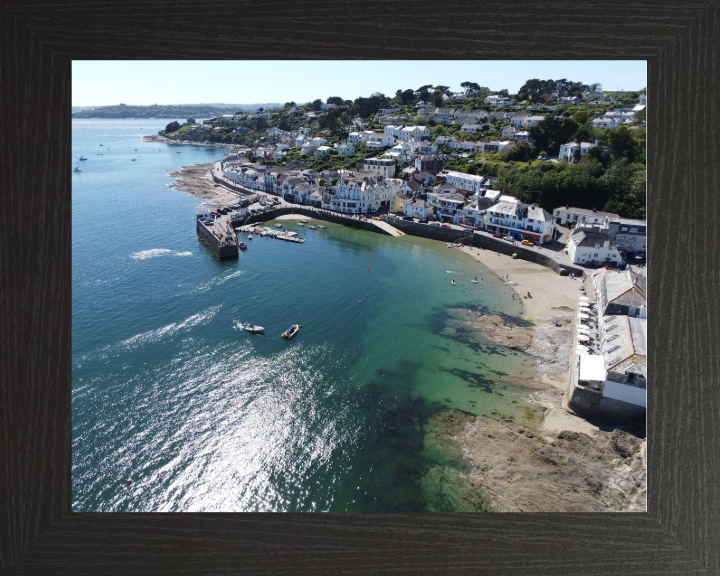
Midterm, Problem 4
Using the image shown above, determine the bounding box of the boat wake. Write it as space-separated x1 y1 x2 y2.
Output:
131 249 193 260
119 305 222 350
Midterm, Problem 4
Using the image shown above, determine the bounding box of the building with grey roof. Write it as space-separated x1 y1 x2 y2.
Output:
484 201 556 243
567 230 623 268
552 206 619 226
591 268 647 318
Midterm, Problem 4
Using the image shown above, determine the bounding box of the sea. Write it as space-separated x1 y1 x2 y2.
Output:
72 118 543 512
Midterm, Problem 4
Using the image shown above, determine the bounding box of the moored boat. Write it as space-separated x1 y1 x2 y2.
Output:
73 166 82 172
318 225 326 229
300 220 308 223
79 155 87 161
274 223 283 229
239 242 247 250
281 324 301 339
309 226 316 230
248 235 252 239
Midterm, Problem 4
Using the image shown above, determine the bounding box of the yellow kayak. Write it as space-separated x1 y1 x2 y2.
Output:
281 324 301 339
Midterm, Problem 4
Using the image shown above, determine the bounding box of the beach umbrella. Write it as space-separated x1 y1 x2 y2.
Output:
577 312 589 319
579 296 590 302
576 325 591 333
577 334 590 342
576 346 589 354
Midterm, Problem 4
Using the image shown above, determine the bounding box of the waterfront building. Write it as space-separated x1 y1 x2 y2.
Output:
566 230 623 268
321 171 400 214
484 201 555 243
402 197 433 220
552 206 618 226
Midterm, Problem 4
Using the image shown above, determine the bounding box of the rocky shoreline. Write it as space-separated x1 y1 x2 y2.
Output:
165 162 239 207
429 249 647 512
143 134 237 150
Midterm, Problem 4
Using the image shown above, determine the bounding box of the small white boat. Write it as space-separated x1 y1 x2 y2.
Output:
471 280 479 283
300 220 308 223
447 243 452 248
240 323 264 333
309 226 316 230
318 225 326 229
248 235 252 239
298 223 305 226
79 155 87 161
73 167 82 172
274 223 283 229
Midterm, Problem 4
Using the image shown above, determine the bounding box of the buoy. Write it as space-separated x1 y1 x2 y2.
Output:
367 269 369 271
127 478 133 485
359 301 361 303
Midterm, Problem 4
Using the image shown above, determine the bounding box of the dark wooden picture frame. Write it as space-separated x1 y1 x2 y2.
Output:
1 1 717 573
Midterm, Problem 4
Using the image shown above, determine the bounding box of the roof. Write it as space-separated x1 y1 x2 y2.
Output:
600 269 647 308
572 231 615 249
556 206 619 218
579 354 606 382
609 217 647 226
602 315 647 376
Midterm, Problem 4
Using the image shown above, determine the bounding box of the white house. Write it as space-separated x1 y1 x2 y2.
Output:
557 96 581 105
558 141 598 163
433 108 455 124
363 158 396 178
460 124 483 133
455 200 484 228
525 115 546 128
314 145 333 158
403 198 433 219
552 206 618 226
567 229 623 267
384 125 403 138
348 131 374 144
484 201 556 243
397 125 430 141
311 136 327 146
484 95 513 106
592 117 623 129
337 143 355 156
584 90 604 99
366 132 395 149
321 172 400 214
441 170 487 193
638 93 647 105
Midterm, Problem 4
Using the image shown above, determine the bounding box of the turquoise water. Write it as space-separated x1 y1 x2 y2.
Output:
72 119 540 512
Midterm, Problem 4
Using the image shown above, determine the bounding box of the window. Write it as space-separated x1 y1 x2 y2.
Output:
621 226 628 231
629 227 638 233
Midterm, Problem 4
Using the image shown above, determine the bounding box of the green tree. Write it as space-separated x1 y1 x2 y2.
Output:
326 96 344 105
461 81 481 95
165 121 180 133
312 99 323 111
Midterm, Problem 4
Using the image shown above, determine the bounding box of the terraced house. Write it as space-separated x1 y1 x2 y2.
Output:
484 200 556 243
321 171 400 215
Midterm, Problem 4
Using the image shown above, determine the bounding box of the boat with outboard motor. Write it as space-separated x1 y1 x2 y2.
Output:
281 324 301 339
240 323 264 333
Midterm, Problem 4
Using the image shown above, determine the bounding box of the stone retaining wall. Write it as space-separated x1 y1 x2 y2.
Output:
387 219 474 243
567 385 646 424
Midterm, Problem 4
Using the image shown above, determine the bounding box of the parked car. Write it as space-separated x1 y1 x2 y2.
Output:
493 232 503 238
403 216 414 221
251 209 258 214
442 224 451 229
522 239 534 246
429 221 440 227
503 236 515 242
418 218 429 224
541 156 550 161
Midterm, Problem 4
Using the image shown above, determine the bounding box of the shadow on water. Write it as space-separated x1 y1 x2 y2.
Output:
344 360 481 512
437 366 498 394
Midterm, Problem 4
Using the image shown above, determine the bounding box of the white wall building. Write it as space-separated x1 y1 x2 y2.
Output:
366 132 395 149
402 198 433 219
322 173 399 214
441 170 487 193
484 201 556 243
566 230 623 267
363 158 396 178
337 143 355 156
558 141 597 163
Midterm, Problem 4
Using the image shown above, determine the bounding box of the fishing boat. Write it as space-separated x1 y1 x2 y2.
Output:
239 242 247 250
309 226 316 230
240 323 264 333
253 229 262 234
281 324 301 339
300 220 308 223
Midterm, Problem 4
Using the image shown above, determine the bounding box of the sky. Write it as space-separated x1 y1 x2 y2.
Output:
72 60 646 107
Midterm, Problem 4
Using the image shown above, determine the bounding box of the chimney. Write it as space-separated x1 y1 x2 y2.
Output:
594 139 599 147
603 240 609 249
